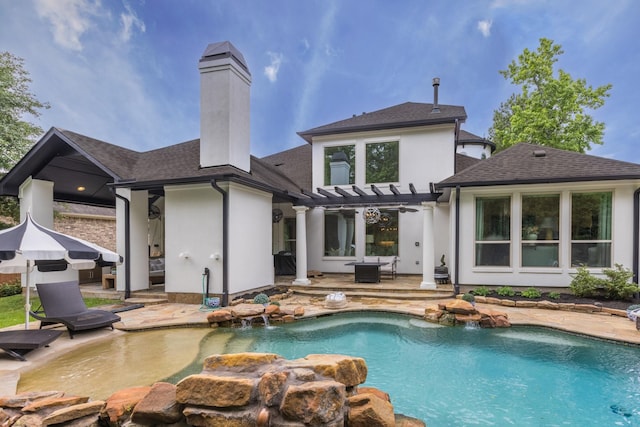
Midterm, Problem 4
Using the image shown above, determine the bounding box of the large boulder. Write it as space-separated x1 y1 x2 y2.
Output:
130 382 184 425
280 380 346 425
347 392 395 427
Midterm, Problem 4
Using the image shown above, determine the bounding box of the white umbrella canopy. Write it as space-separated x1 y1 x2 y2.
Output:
0 213 121 328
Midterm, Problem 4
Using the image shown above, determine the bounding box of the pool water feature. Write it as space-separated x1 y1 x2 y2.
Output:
19 312 640 426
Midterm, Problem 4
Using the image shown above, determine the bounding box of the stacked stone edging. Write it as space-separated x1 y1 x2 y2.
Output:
425 299 511 328
0 353 426 426
461 294 628 317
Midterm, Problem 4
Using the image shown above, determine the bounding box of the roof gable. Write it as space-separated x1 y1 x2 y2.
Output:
438 143 640 188
298 102 466 143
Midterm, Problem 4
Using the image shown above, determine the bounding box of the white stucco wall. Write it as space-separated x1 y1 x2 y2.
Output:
164 184 222 295
454 181 640 288
306 124 457 274
456 143 492 159
227 183 274 294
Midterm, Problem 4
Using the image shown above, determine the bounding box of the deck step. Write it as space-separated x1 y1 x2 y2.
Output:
289 285 454 300
124 297 168 306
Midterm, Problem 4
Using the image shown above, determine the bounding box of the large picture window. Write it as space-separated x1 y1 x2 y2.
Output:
324 145 355 186
521 194 560 267
571 192 612 267
324 210 356 257
475 196 511 266
365 209 399 256
366 141 399 183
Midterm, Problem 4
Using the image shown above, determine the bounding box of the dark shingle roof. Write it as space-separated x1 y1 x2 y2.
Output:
298 102 466 143
59 129 139 179
438 143 640 188
62 129 304 196
260 144 312 192
455 153 482 173
457 129 496 152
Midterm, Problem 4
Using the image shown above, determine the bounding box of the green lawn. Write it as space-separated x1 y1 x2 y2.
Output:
0 294 120 329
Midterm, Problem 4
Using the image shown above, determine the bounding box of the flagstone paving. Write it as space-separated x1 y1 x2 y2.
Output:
1 293 639 396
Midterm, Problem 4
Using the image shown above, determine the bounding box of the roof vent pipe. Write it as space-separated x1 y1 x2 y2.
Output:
432 77 440 113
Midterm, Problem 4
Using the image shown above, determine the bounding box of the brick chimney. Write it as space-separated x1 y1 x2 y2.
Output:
198 41 252 171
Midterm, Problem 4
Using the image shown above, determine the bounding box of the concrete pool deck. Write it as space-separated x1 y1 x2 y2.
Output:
1 294 639 396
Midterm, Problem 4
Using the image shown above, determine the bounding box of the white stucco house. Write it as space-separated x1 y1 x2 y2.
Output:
1 40 639 303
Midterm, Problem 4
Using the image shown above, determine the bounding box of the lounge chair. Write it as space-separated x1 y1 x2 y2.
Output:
30 281 121 339
0 330 63 361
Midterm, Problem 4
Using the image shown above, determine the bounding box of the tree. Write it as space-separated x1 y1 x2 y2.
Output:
489 38 611 153
0 51 49 170
0 52 49 226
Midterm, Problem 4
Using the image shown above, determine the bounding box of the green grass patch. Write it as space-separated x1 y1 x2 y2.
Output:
0 294 120 329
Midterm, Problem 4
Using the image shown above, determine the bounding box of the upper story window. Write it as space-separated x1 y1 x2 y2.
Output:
324 145 355 186
475 196 511 267
571 192 612 267
366 141 399 184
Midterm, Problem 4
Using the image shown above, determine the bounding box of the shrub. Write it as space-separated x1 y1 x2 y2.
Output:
496 286 515 297
601 264 637 301
269 301 281 306
570 266 604 298
0 280 21 297
548 292 561 300
520 287 541 299
472 286 490 297
461 293 475 303
253 293 270 305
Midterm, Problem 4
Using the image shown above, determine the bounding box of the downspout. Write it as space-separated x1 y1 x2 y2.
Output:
113 191 132 299
211 179 229 307
633 188 640 284
454 185 461 295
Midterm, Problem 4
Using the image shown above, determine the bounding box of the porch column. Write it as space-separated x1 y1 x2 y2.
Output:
292 206 310 285
420 202 436 289
18 177 54 227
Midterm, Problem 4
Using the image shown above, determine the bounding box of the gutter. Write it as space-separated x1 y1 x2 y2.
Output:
454 185 460 295
112 191 131 299
634 188 640 284
211 179 229 307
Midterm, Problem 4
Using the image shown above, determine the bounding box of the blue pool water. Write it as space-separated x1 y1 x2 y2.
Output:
170 312 640 426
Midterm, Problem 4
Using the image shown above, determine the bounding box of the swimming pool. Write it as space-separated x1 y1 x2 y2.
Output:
19 312 640 426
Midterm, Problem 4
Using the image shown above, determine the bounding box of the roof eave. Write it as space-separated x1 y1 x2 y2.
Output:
298 115 466 143
437 175 640 189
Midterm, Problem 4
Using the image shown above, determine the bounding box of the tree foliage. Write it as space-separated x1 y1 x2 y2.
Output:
489 38 611 153
0 51 49 170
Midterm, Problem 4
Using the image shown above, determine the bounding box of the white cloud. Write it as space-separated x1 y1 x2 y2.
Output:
477 19 492 37
34 0 100 51
120 2 146 42
264 51 283 83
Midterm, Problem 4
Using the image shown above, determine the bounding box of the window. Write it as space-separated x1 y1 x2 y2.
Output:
324 145 355 186
571 192 612 267
521 194 560 267
365 209 398 256
475 196 511 266
324 210 356 256
366 141 399 183
283 217 296 253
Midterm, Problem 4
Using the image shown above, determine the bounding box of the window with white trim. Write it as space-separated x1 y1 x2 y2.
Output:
475 196 511 266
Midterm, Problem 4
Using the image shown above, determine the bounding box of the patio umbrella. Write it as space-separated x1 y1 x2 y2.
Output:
0 213 121 328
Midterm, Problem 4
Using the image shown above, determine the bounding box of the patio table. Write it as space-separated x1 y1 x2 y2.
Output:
345 261 389 283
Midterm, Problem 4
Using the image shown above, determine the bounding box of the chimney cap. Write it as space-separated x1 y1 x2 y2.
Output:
200 41 250 74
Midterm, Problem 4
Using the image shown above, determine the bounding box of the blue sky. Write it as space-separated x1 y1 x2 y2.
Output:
1 0 639 162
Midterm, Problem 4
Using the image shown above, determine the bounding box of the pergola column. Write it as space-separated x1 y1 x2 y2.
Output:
420 202 436 289
292 206 310 285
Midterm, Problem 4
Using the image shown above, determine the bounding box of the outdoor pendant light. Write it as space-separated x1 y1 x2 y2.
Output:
363 207 381 224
